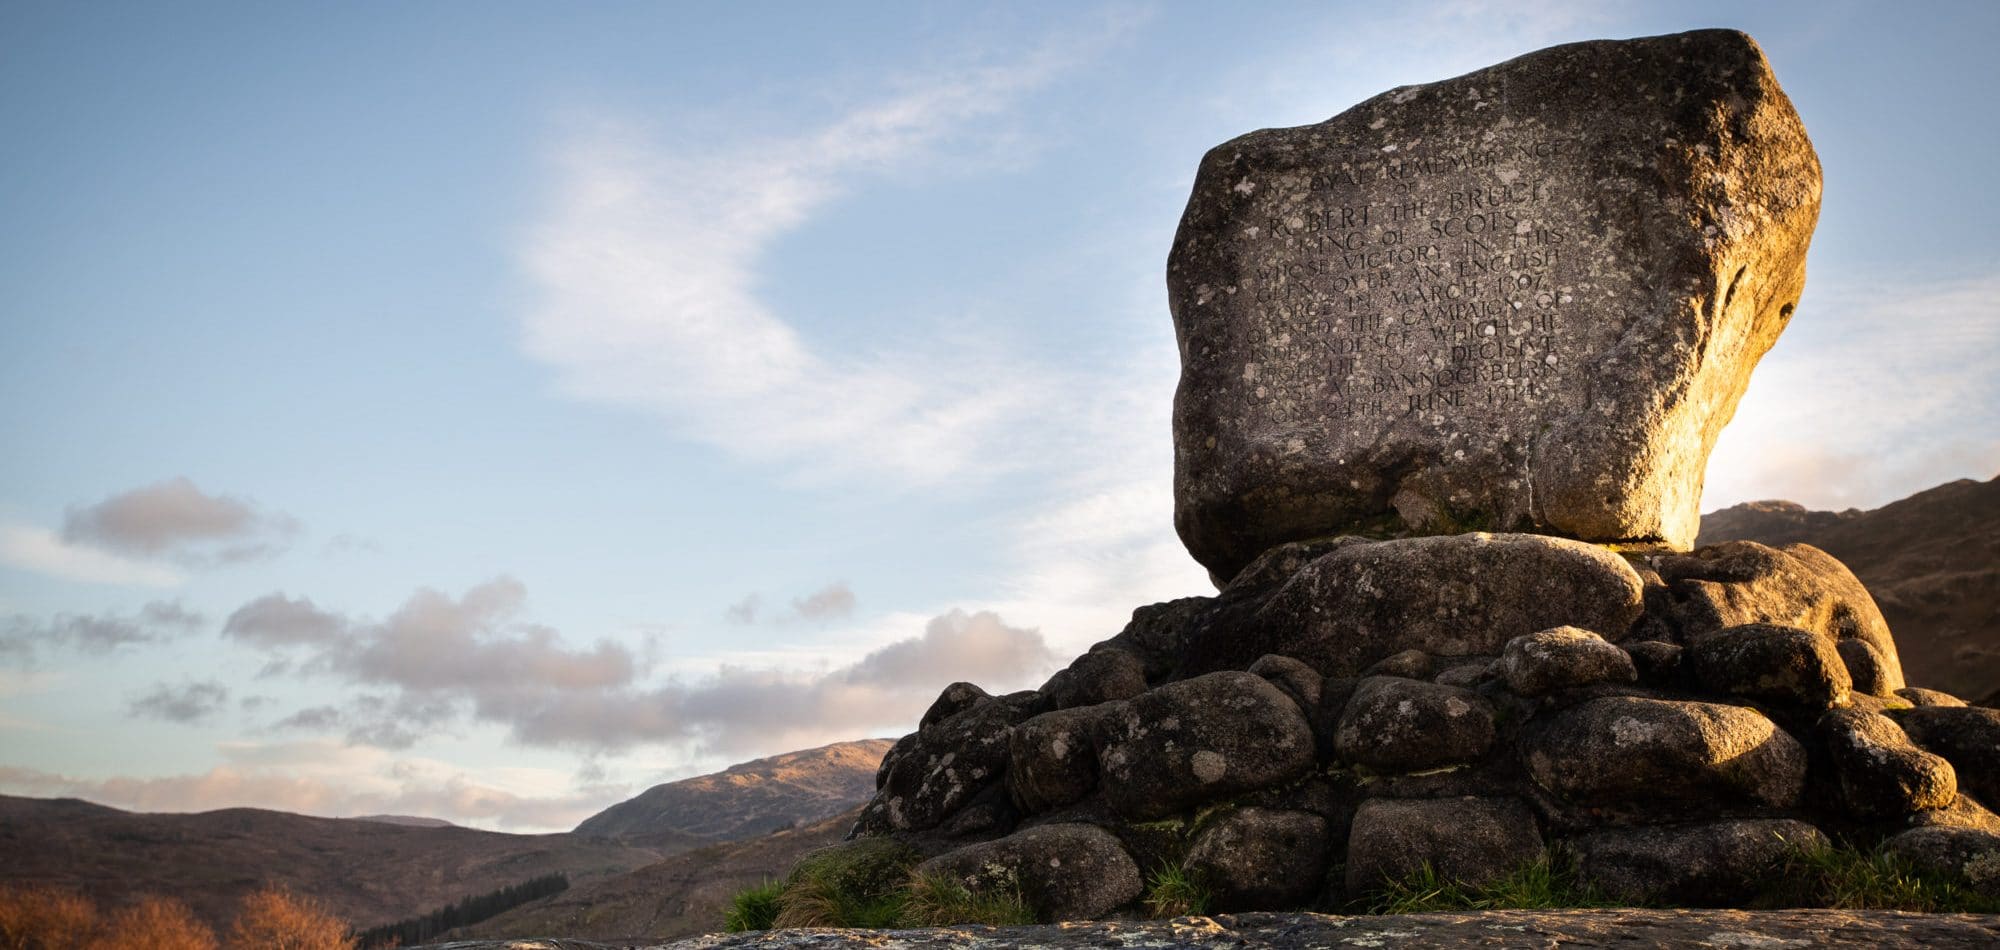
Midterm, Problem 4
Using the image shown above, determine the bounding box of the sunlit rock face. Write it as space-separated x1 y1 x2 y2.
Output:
1168 28 1822 583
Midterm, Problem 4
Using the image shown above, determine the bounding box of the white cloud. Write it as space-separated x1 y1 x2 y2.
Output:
1705 274 2000 511
516 23 1155 486
0 525 185 588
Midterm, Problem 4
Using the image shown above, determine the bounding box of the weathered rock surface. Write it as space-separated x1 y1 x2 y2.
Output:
1654 541 1904 690
1688 622 1852 710
426 909 2000 950
912 824 1141 922
1344 797 1542 892
1201 532 1644 675
1040 647 1148 710
1890 706 2000 806
1883 827 2000 899
1169 29 1821 582
1819 709 1956 818
1498 626 1636 696
1573 818 1825 905
1333 676 1495 771
1097 672 1314 819
1184 807 1329 910
1006 705 1110 814
1697 475 2000 706
858 691 1041 834
1524 696 1805 807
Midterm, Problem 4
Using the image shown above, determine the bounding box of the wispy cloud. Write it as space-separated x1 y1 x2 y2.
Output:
517 22 1144 486
1 601 204 666
129 680 232 724
1705 273 2000 510
0 525 186 588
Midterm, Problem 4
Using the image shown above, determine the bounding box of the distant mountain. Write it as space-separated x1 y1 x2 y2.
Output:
0 795 660 934
574 738 893 847
465 807 860 942
0 738 896 936
1699 475 2000 705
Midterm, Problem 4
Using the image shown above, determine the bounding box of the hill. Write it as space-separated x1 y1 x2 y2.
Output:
0 795 661 933
463 808 859 942
573 739 893 846
0 738 895 936
1699 475 2000 704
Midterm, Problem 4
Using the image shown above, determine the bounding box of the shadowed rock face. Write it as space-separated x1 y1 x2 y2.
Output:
1168 28 1822 583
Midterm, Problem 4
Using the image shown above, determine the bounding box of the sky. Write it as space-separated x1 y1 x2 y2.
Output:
1 1 1996 833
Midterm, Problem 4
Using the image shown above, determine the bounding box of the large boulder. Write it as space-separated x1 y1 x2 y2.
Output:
1687 622 1852 710
1572 819 1826 905
1344 797 1544 893
914 824 1143 922
1097 672 1315 819
1497 626 1637 696
1890 706 2000 807
1190 533 1644 676
1167 29 1821 582
1819 709 1956 818
1184 807 1330 910
1007 705 1114 814
1882 827 2000 899
1523 696 1806 807
858 691 1041 834
1653 541 1903 690
1333 676 1496 772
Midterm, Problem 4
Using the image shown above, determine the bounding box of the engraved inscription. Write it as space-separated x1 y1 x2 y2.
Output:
1245 139 1579 420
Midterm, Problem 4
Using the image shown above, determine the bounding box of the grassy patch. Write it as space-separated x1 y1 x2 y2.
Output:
1757 838 2000 913
722 880 783 932
772 866 906 929
1143 863 1213 918
900 873 1035 927
1359 857 1614 914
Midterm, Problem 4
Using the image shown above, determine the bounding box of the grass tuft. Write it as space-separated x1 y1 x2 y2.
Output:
899 873 1035 927
722 880 784 932
1758 838 2000 913
1360 856 1614 914
1143 863 1213 918
772 866 905 929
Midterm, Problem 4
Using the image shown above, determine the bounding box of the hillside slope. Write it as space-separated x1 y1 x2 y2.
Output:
0 795 661 933
464 808 859 942
1699 475 2000 704
574 739 892 845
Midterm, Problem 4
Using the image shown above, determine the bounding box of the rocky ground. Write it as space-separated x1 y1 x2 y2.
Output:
418 908 2000 949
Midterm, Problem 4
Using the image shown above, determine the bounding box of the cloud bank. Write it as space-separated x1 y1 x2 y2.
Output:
228 579 1055 757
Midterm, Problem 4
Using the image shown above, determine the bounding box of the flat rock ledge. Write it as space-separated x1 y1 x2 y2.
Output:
420 909 2000 950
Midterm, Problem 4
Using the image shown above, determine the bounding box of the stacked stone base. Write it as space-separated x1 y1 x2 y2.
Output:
834 534 2000 920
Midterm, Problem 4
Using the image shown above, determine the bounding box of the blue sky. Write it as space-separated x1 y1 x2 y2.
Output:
2 1 1996 831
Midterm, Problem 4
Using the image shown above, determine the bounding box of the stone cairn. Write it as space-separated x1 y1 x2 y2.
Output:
826 30 2000 920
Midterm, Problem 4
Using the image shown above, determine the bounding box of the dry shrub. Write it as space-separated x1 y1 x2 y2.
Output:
225 888 354 950
0 885 97 950
99 896 218 950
